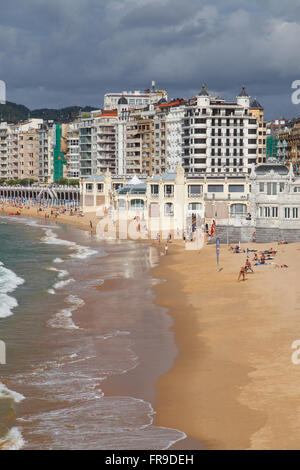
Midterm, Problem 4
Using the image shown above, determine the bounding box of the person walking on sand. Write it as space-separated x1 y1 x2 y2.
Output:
238 266 247 281
252 231 256 243
89 220 93 230
156 233 160 244
246 259 254 273
165 243 168 255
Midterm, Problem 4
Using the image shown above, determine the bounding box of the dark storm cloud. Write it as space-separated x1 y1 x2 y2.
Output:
1 0 300 118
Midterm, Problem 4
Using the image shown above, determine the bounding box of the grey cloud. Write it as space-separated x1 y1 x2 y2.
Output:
0 0 300 119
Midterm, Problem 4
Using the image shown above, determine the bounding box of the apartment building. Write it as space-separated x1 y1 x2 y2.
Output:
0 119 42 180
0 122 9 179
66 121 80 179
38 121 54 183
104 83 168 110
182 84 260 175
249 99 267 164
278 120 300 169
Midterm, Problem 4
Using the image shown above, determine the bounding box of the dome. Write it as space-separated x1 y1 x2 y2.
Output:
250 98 263 109
118 96 128 105
199 82 209 96
255 164 289 175
238 85 249 97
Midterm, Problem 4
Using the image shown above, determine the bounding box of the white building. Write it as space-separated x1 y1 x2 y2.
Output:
104 84 168 111
166 104 185 172
66 121 80 179
182 84 259 175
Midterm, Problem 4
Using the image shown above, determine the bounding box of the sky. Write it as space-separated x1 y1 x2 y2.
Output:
1 0 300 119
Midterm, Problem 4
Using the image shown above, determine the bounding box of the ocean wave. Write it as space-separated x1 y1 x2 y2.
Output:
53 258 64 264
47 294 84 330
0 381 25 403
0 262 24 319
42 229 97 260
0 215 54 230
0 427 25 450
47 267 69 279
53 279 75 290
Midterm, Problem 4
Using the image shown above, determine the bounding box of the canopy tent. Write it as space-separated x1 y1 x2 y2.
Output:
129 175 142 186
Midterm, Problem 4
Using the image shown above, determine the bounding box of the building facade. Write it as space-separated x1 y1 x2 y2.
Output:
182 84 261 175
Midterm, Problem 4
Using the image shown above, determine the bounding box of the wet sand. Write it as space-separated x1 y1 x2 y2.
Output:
152 241 300 449
0 203 99 232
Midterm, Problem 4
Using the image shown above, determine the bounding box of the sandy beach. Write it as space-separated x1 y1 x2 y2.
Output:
152 239 300 450
3 203 300 449
0 203 99 232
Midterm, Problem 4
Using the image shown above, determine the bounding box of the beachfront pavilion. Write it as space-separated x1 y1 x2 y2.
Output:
80 164 252 237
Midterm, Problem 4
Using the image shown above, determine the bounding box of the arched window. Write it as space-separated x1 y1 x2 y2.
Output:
164 202 174 216
230 204 247 218
130 199 144 210
188 202 203 215
118 199 126 210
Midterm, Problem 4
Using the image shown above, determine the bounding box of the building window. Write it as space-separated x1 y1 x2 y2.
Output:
130 199 144 210
86 183 93 191
164 185 174 197
164 202 174 216
272 207 278 218
97 184 103 192
188 202 203 214
267 183 277 195
284 207 290 219
230 204 247 218
151 184 159 196
293 207 298 218
208 185 224 193
259 183 264 193
118 199 126 210
188 185 202 196
228 185 244 193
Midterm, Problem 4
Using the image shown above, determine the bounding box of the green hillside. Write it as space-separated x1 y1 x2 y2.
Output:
0 101 98 124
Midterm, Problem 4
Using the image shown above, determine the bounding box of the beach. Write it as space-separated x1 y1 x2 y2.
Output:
0 213 189 450
2 202 300 450
153 240 300 450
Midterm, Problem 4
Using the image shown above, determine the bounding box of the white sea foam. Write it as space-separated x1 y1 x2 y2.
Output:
47 267 69 278
53 258 64 264
47 294 84 330
0 381 25 403
0 215 53 230
47 289 55 295
42 228 97 260
0 262 24 318
53 278 75 290
47 308 80 330
0 427 25 450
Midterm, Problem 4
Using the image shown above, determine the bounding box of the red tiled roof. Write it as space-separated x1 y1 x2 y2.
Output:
155 99 187 108
94 110 118 118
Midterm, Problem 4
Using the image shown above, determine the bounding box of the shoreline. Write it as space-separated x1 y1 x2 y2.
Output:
0 211 196 449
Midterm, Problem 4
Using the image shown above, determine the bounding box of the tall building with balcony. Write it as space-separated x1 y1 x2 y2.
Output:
38 121 54 183
66 121 80 179
278 120 300 169
182 84 259 175
0 122 9 179
249 99 267 164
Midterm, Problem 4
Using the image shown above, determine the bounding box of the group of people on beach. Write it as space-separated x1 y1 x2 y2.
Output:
236 245 288 281
1 200 84 220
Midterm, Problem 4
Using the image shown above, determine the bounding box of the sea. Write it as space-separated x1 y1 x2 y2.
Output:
0 215 186 450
